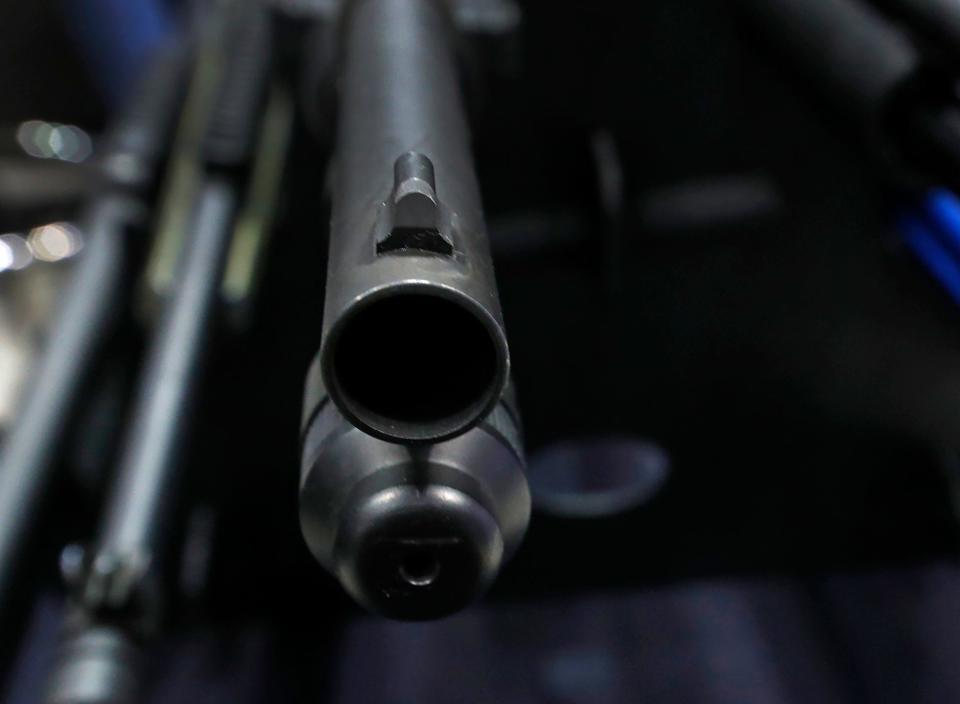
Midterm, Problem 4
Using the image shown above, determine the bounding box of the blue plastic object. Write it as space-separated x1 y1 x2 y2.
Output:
59 0 174 109
924 188 960 257
900 211 960 307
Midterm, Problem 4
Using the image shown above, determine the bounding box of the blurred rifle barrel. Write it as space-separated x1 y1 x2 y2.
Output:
46 180 237 704
0 43 186 614
93 181 235 577
45 3 271 701
0 200 128 611
319 0 510 444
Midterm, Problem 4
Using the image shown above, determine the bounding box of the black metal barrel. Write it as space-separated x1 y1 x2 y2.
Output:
319 0 510 444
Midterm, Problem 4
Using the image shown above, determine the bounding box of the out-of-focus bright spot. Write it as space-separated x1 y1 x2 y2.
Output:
17 120 53 158
27 223 83 262
103 152 143 184
16 120 92 163
0 234 34 270
0 239 13 273
51 125 93 162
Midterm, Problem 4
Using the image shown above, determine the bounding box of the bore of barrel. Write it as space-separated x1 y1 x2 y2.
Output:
330 294 499 437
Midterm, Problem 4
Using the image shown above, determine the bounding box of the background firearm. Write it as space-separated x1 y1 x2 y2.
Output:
0 41 186 622
45 3 273 702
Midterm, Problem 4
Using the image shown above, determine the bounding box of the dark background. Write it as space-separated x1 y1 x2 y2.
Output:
3 0 960 702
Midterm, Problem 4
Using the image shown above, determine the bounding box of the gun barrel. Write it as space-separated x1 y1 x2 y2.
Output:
320 0 509 444
300 357 530 620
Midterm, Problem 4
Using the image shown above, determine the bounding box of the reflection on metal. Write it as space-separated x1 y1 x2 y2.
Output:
528 437 671 518
16 121 93 163
0 304 30 427
141 7 231 305
0 235 82 430
221 84 293 312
